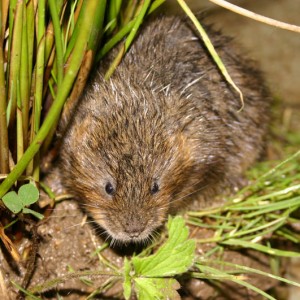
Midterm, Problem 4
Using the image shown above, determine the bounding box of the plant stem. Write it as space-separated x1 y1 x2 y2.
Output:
16 80 24 162
1 0 9 39
177 0 244 110
20 2 29 151
7 0 23 127
97 0 165 61
26 0 34 85
48 0 64 89
27 0 46 181
0 6 9 174
0 0 103 198
104 0 151 79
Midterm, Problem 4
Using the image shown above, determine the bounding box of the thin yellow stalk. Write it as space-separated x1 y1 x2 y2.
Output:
1 0 9 39
177 0 244 110
123 0 138 25
209 0 300 33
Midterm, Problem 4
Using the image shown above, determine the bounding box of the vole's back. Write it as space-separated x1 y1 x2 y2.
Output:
58 16 270 241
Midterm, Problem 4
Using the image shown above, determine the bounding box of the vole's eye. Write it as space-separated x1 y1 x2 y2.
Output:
151 182 159 194
105 182 115 195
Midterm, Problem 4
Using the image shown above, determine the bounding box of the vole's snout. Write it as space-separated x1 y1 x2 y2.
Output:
122 215 147 239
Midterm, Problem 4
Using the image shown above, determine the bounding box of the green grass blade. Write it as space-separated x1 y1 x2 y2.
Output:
64 0 88 61
106 0 122 34
64 0 79 52
20 2 30 151
11 281 42 300
7 0 23 127
26 0 34 84
26 0 46 180
48 0 64 89
0 16 9 174
16 78 23 162
221 239 300 257
195 264 276 300
97 0 165 61
198 259 300 288
104 0 151 79
0 0 104 198
86 0 106 51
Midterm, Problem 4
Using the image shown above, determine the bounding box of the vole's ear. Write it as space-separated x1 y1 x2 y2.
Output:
169 133 194 165
65 116 88 150
177 129 225 173
68 115 104 152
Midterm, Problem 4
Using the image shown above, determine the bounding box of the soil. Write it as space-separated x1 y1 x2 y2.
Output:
1 0 300 299
1 199 287 299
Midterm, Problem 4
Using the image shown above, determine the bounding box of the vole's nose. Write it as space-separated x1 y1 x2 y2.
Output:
123 217 146 239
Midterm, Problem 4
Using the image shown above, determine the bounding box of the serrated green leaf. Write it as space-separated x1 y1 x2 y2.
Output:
123 257 132 300
132 216 196 277
2 191 22 213
18 183 39 206
22 208 44 220
134 278 180 300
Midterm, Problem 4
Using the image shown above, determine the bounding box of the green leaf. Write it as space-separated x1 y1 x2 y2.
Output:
122 217 195 299
22 207 44 220
123 257 132 300
2 191 22 213
2 184 40 215
132 216 196 277
134 278 180 300
18 183 39 206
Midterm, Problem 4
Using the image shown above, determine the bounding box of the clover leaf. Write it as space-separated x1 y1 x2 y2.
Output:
2 191 22 214
18 183 39 206
2 183 43 219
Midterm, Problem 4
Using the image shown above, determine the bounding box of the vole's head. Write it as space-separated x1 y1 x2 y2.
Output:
61 98 202 243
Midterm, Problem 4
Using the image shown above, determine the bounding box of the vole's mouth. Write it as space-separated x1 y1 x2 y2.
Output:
97 219 161 244
88 207 166 244
107 226 155 244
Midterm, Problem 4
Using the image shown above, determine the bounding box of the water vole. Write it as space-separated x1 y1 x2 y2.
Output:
54 16 270 243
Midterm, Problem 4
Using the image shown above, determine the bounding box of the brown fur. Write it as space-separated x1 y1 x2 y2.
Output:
53 16 270 242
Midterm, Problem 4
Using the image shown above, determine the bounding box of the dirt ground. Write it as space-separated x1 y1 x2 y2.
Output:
0 199 286 299
1 0 300 299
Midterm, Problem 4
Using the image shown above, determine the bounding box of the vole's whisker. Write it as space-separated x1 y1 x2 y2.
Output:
81 203 101 209
171 178 206 199
62 222 86 231
42 208 79 213
172 184 209 204
44 214 79 219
